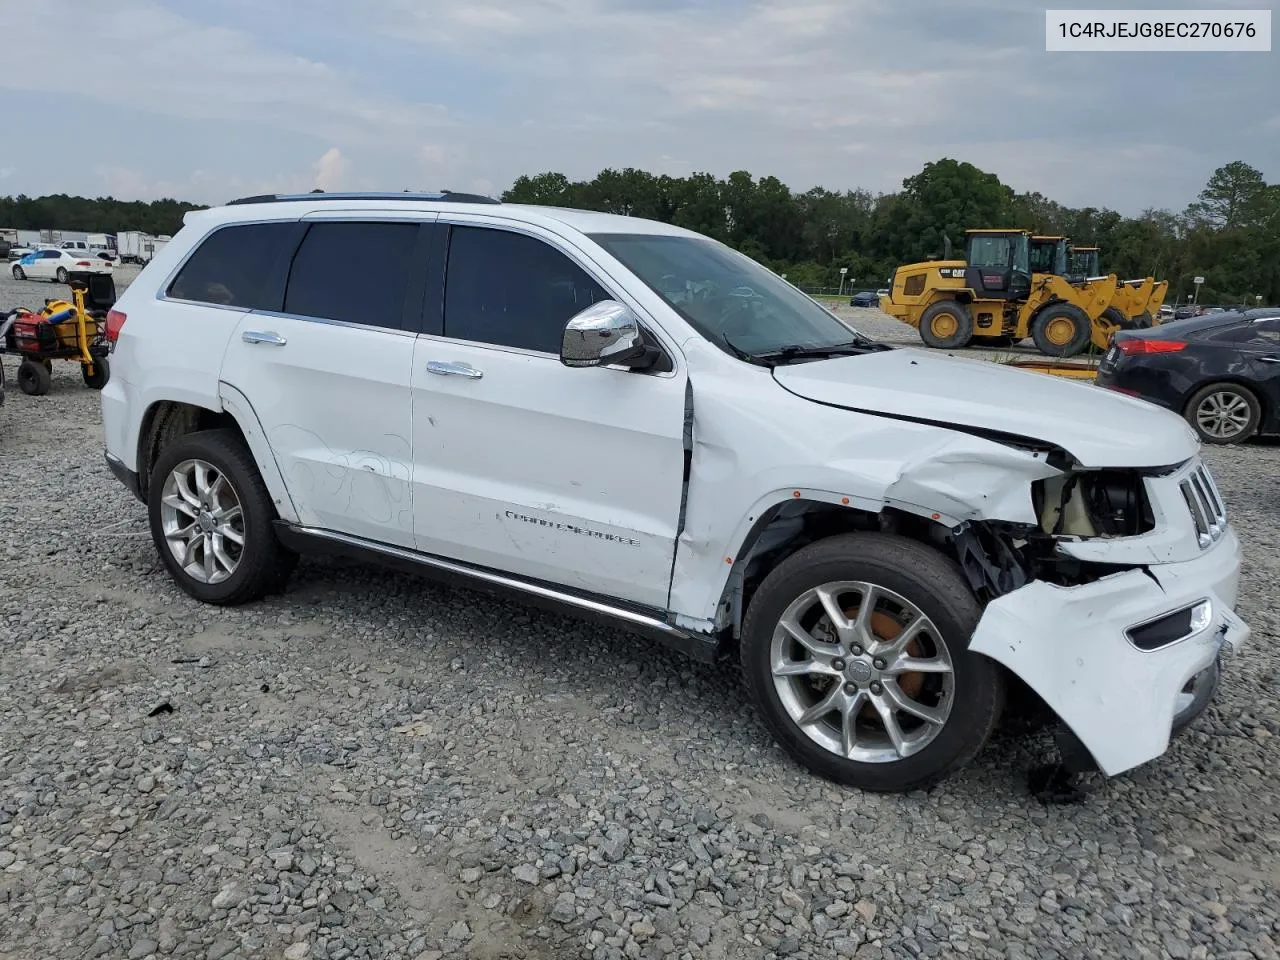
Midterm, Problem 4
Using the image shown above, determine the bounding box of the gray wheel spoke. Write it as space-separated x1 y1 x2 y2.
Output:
779 615 841 661
881 680 948 727
219 525 244 547
213 503 242 524
870 694 910 757
849 584 880 646
174 471 201 508
884 652 952 676
870 616 926 657
211 535 237 576
163 493 198 518
815 584 856 644
181 536 200 569
840 689 868 758
798 685 845 727
202 535 215 580
193 462 213 502
772 658 838 678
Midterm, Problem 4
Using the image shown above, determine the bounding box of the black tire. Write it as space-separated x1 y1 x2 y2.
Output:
918 301 973 350
147 429 297 604
740 533 1004 792
55 267 68 283
1102 306 1137 330
17 358 51 396
1184 382 1260 445
82 357 110 389
1030 303 1092 357
11 266 23 280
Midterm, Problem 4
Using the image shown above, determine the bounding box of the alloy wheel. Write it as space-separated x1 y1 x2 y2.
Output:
159 458 245 584
1195 391 1251 440
770 581 955 763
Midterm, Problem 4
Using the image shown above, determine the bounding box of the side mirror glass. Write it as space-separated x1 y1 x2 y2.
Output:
561 300 647 368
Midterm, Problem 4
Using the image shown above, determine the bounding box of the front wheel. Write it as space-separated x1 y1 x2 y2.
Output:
55 267 69 283
17 358 51 395
1031 303 1092 357
147 429 298 604
11 266 24 280
741 533 1003 792
918 301 973 350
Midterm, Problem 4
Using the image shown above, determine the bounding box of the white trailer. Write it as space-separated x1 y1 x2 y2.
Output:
116 231 164 264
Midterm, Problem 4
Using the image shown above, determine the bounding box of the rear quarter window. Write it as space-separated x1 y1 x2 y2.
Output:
167 222 299 309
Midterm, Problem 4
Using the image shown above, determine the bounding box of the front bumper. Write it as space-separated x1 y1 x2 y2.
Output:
105 450 144 504
970 527 1248 777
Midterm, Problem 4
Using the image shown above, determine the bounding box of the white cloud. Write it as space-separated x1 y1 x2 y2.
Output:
314 148 348 191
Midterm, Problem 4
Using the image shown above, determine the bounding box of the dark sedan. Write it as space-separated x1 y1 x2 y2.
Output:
849 290 881 307
1096 308 1280 444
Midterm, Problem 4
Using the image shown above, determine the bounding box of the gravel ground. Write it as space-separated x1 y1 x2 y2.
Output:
1 266 1279 960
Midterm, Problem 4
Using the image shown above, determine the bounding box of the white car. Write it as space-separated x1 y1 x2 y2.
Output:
99 191 1248 793
11 247 114 282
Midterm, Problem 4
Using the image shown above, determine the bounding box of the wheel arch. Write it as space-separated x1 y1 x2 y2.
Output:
707 492 958 645
134 390 299 523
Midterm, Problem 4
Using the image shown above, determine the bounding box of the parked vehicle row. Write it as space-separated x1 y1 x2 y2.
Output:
97 192 1248 794
11 248 114 282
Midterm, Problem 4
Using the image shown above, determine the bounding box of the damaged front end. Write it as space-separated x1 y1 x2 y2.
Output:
954 454 1248 779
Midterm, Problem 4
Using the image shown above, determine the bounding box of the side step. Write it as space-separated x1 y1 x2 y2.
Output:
273 522 723 663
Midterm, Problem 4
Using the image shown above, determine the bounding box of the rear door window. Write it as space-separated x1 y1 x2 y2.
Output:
283 221 421 329
167 222 298 309
443 226 611 353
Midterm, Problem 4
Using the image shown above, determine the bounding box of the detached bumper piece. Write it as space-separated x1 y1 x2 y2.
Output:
105 450 144 504
970 528 1248 777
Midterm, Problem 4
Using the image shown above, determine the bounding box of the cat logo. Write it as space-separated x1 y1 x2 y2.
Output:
940 268 966 279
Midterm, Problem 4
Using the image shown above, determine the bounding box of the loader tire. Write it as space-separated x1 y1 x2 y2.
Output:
1101 306 1138 330
1031 303 1091 358
919 301 973 350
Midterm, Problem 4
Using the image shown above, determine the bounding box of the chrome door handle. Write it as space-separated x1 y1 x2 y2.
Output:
242 330 287 346
426 360 483 379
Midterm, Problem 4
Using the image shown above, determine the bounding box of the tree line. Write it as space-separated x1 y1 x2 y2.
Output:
503 159 1278 306
2 158 1276 304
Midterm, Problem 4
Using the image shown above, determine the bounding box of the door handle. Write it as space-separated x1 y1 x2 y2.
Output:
242 330 287 346
426 360 483 379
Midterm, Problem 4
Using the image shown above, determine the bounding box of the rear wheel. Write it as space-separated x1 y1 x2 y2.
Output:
1031 303 1092 357
1185 382 1259 444
918 301 974 350
741 533 1003 792
148 429 298 604
17 358 51 395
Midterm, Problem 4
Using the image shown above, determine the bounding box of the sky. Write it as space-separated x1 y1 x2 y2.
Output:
1 0 1276 214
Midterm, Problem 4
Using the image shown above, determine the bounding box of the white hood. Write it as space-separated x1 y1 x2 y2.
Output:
772 347 1200 468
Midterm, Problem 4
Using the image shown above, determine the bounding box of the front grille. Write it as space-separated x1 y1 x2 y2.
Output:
1180 464 1227 549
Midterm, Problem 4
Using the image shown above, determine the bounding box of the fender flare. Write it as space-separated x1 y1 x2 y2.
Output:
217 383 300 524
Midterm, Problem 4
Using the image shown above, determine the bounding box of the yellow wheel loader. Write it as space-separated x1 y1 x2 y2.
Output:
1033 236 1132 334
882 229 1124 358
1069 245 1168 327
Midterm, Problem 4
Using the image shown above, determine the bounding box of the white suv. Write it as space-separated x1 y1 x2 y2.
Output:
99 192 1249 792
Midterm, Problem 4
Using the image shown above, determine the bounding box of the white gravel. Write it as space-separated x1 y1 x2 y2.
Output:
1 266 1278 960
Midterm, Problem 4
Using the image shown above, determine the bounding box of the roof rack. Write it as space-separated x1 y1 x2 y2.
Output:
226 190 500 206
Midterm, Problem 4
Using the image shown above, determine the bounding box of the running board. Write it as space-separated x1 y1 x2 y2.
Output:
273 522 722 663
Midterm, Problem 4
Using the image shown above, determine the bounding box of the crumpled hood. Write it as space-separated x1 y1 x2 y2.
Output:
772 347 1200 468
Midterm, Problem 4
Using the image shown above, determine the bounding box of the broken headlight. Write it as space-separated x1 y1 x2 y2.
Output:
1034 470 1155 538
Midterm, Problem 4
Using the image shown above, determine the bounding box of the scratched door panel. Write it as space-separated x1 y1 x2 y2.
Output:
409 337 687 609
221 314 416 546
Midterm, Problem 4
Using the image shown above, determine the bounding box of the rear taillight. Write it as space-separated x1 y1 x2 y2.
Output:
1116 339 1186 355
105 309 127 342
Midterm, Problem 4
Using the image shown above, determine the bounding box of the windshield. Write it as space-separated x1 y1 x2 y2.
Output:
590 233 869 358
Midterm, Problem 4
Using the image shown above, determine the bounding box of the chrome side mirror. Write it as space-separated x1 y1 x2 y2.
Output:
560 300 646 368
